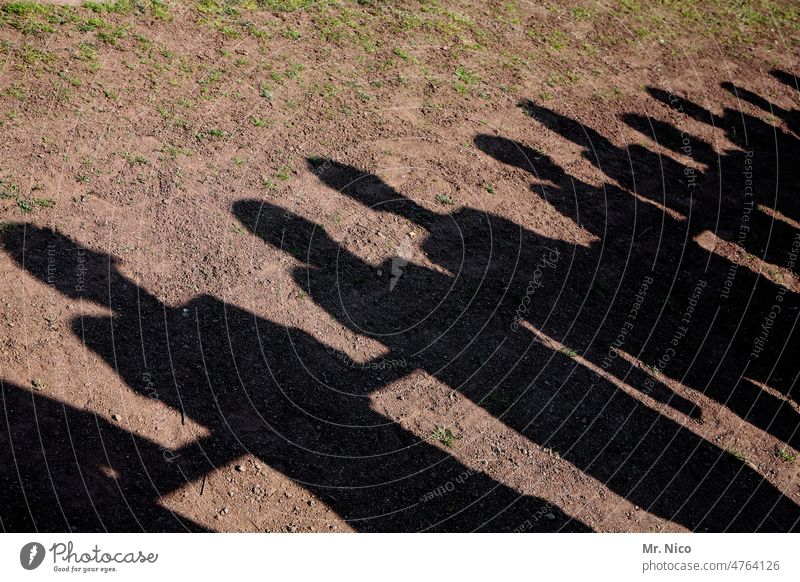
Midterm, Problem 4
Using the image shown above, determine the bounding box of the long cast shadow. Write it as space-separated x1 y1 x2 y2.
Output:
1 225 585 532
234 150 799 531
481 84 800 449
0 378 208 532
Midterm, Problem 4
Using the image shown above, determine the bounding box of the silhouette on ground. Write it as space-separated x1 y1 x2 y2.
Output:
0 378 208 532
3 74 798 532
473 73 799 451
1 226 584 532
232 123 798 532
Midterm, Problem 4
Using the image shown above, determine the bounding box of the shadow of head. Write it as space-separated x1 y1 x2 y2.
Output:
473 133 565 184
232 199 338 267
1 224 123 306
305 157 439 228
771 69 799 92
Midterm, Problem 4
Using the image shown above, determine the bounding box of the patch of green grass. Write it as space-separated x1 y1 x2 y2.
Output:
0 179 19 199
231 223 247 234
776 448 797 464
121 152 149 165
1 2 57 35
83 0 131 14
6 83 27 101
435 193 454 206
275 165 292 180
431 426 460 447
3 2 52 15
393 47 411 61
97 26 127 45
199 68 223 86
252 117 270 127
545 70 579 87
571 7 593 21
546 30 568 50
77 16 108 32
284 61 304 79
20 44 54 65
561 347 578 357
197 128 225 140
484 183 495 194
16 199 35 214
261 0 315 11
59 72 82 87
150 0 171 20
454 65 479 84
76 41 98 62
33 197 55 208
453 66 480 95
101 83 118 100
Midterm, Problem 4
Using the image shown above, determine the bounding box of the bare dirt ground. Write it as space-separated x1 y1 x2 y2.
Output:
0 0 798 532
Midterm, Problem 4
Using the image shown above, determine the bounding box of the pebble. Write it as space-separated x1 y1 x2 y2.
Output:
112 414 121 422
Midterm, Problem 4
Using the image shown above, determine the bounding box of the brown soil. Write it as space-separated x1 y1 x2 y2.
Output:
0 0 798 532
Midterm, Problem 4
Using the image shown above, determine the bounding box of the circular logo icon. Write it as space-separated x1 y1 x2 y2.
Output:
20 542 46 570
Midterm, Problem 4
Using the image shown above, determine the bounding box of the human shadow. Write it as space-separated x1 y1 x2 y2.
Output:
233 153 799 531
475 85 800 452
1 225 585 532
0 378 209 532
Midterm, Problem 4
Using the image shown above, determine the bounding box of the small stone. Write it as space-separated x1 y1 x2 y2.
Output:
545 512 556 521
235 464 246 472
112 414 121 422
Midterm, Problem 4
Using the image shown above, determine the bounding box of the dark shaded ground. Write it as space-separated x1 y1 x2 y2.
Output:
1 72 799 532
